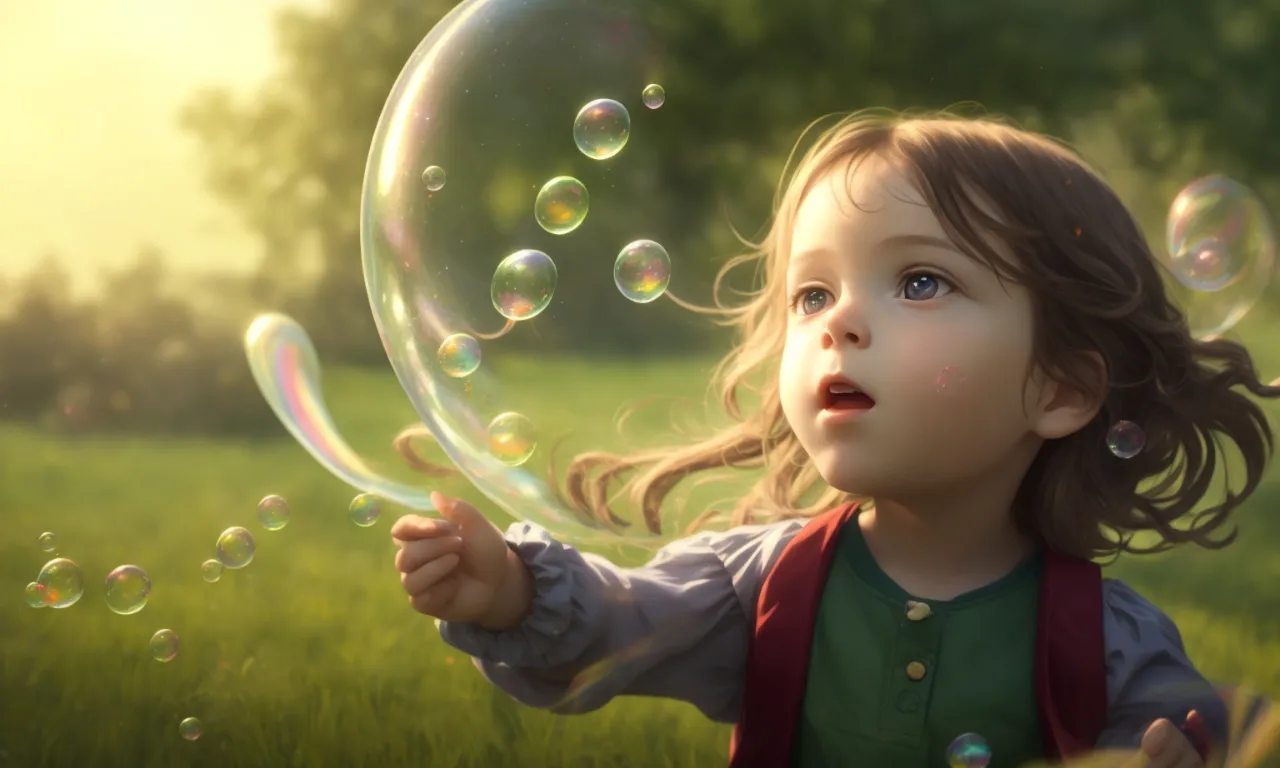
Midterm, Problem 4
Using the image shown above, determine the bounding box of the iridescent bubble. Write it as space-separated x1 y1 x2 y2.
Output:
37 531 57 553
491 249 557 321
24 582 46 608
257 494 291 531
614 240 672 303
36 557 84 609
946 733 992 768
935 366 967 395
534 176 590 235
179 717 203 741
243 314 437 513
104 565 152 615
150 629 180 663
216 527 256 569
437 333 481 378
1106 420 1146 459
353 0 698 544
641 83 665 109
421 165 446 192
573 98 630 160
349 493 382 528
200 558 224 583
487 412 537 467
1165 174 1276 338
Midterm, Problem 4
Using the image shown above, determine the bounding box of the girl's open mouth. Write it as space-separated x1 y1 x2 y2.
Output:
818 375 876 411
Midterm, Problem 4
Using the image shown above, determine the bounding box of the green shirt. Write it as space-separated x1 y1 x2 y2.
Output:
795 519 1044 767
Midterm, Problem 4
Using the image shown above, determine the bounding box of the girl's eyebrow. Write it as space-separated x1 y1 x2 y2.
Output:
787 234 969 277
873 233 965 256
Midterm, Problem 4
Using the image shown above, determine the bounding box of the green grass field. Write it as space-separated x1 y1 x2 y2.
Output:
3 352 1280 767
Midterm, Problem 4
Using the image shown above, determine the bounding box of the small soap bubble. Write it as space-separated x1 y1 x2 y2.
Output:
935 366 967 395
641 83 666 109
349 494 382 528
1165 174 1276 337
534 176 590 235
946 733 992 768
1106 420 1146 459
437 333 481 378
1171 237 1235 292
200 558 224 583
215 527 256 569
491 249 557 321
257 495 291 531
573 98 630 160
150 629 180 663
614 240 672 303
487 412 537 467
36 557 84 609
179 717 203 741
24 582 46 608
104 565 152 615
37 531 57 553
421 165 446 192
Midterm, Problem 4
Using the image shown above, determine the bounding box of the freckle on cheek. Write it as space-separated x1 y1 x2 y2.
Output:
935 366 967 395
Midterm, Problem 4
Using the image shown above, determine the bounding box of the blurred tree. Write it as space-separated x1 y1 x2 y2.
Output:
181 0 452 364
0 249 277 437
0 255 97 421
180 0 1280 360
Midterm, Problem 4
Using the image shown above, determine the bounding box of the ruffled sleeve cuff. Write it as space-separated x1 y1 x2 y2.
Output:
438 522 599 668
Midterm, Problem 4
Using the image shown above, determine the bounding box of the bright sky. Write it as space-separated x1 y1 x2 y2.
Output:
0 0 321 293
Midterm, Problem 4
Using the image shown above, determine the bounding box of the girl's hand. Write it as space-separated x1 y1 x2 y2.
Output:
391 492 533 630
1138 711 1206 768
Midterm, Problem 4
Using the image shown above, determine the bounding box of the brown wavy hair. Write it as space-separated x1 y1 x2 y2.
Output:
397 109 1280 560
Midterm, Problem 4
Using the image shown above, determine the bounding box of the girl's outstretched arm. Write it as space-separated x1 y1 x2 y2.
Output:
438 519 803 723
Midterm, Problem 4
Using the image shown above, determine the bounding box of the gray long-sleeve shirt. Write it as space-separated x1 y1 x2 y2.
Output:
439 519 1228 750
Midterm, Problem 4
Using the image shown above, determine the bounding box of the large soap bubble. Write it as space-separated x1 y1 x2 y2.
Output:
360 0 710 544
1164 174 1276 338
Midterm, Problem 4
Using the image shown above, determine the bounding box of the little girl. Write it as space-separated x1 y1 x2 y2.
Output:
391 112 1280 767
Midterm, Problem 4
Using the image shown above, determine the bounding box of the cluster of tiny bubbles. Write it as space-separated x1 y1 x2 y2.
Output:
37 531 57 553
487 412 538 467
421 165 446 192
935 366 967 395
1164 174 1277 338
613 239 672 303
946 733 992 768
104 565 152 615
535 176 590 235
573 98 631 160
641 83 665 110
349 493 383 528
150 629 180 663
1106 420 1147 460
179 717 203 742
215 526 256 569
200 558 224 583
35 557 85 608
257 494 291 531
437 333 482 378
491 249 558 321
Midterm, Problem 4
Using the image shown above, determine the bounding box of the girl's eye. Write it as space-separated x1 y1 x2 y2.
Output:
901 272 953 301
793 287 833 316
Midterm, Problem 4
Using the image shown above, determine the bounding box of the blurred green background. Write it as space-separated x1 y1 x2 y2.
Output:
2 0 1280 765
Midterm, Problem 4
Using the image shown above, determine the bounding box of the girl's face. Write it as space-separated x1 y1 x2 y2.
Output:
778 155 1053 500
